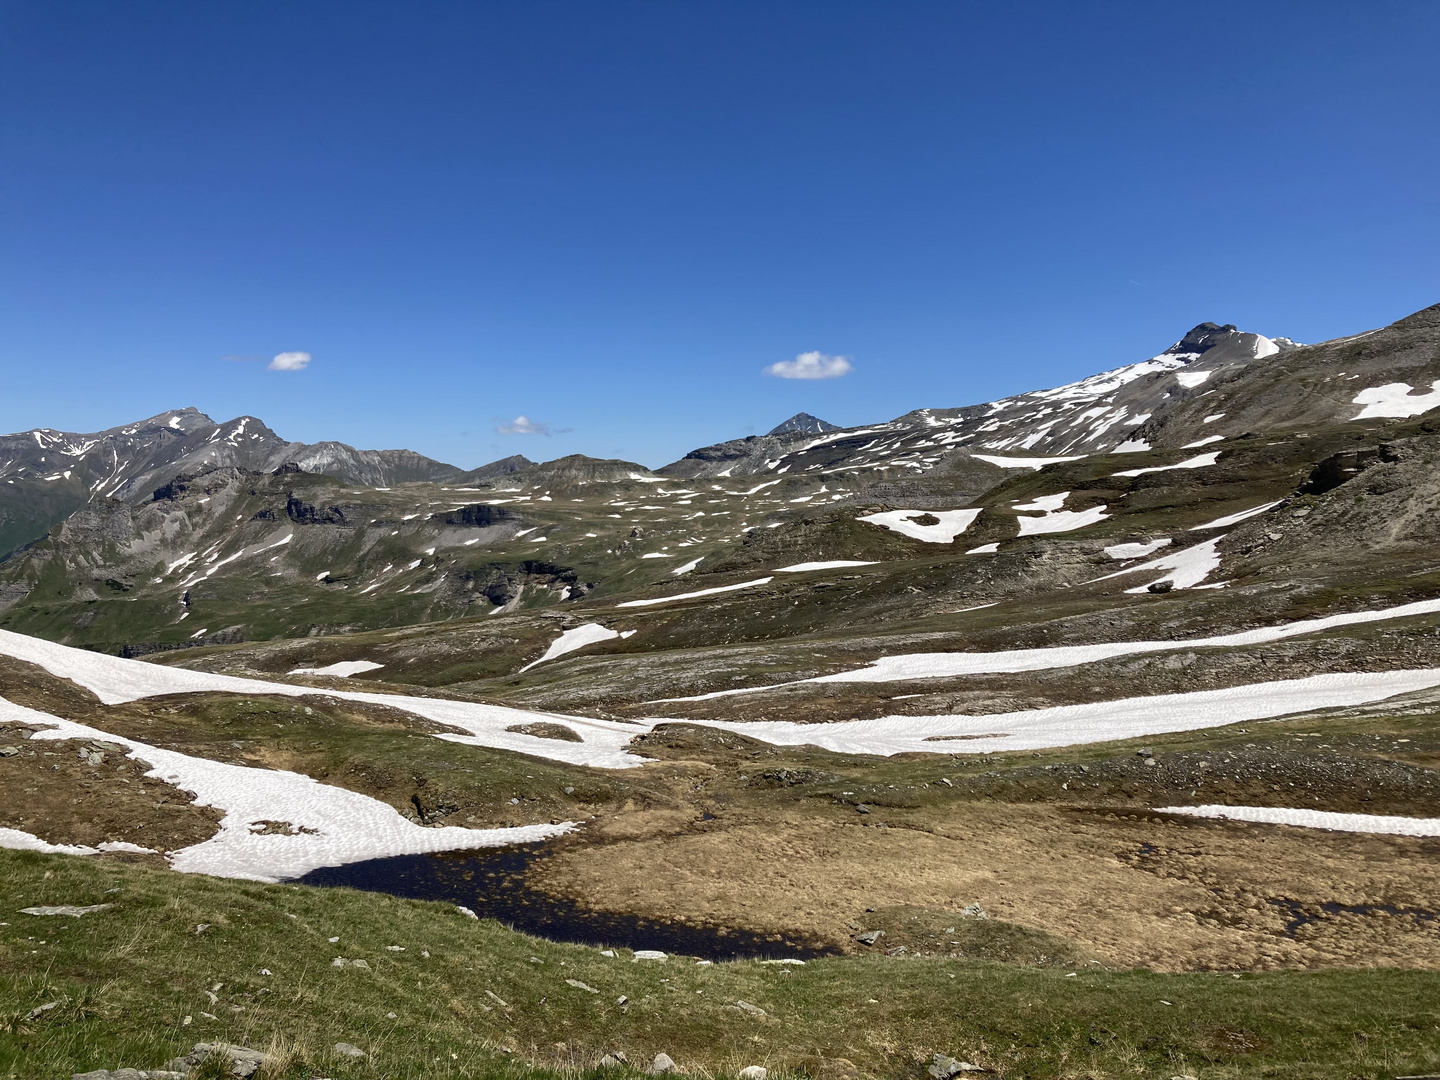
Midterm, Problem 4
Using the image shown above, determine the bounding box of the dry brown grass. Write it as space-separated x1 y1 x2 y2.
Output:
530 802 1440 971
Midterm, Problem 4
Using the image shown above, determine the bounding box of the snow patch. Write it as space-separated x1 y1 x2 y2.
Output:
1090 537 1222 591
616 578 774 608
971 454 1085 471
288 661 384 678
1157 805 1440 837
1189 500 1283 531
775 560 876 573
1103 539 1171 560
519 624 624 672
858 508 982 543
1012 492 1109 536
1112 452 1220 478
1351 381 1440 420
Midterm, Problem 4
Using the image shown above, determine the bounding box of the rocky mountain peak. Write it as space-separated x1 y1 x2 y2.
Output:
768 412 840 436
1169 322 1241 355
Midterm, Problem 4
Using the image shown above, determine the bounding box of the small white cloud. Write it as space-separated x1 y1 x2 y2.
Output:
764 350 853 380
268 351 312 372
497 415 550 435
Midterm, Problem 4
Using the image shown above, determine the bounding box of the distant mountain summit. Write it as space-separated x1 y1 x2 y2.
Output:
768 413 840 436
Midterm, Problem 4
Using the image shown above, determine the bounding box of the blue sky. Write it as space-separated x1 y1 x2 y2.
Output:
2 1 1437 469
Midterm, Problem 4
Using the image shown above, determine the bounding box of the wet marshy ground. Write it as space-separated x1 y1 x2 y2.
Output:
295 841 840 962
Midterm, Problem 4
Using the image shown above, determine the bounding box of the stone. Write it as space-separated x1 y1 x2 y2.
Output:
566 978 600 993
731 999 766 1016
333 1043 366 1058
1146 580 1173 593
633 949 668 961
885 945 908 956
738 1068 768 1080
928 1053 985 1077
455 905 478 919
647 1052 677 1075
172 1043 268 1078
853 930 884 945
0 745 19 757
21 904 115 918
958 902 988 920
854 804 871 814
597 1053 626 1068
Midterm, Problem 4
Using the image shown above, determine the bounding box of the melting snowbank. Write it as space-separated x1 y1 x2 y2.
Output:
682 668 1440 757
0 695 574 881
664 594 1440 694
1157 805 1440 837
289 660 384 678
1351 381 1440 420
0 628 649 769
519 623 634 672
858 508 981 543
1012 492 1109 536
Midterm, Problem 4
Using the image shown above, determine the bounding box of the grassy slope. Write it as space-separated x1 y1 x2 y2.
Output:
4 850 1440 1080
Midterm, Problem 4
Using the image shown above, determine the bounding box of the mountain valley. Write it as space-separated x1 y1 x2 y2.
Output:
5 303 1440 1079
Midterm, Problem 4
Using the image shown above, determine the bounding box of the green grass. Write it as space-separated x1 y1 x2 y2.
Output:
3 850 1439 1079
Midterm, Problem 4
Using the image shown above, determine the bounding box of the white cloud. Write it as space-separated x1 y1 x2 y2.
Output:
268 351 312 372
497 415 550 435
764 351 853 380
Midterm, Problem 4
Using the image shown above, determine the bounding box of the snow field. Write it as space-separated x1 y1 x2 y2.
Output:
682 668 1440 758
0 628 651 769
668 594 1440 691
0 695 573 882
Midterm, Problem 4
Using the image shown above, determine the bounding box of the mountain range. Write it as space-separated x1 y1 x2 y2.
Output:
4 303 1440 657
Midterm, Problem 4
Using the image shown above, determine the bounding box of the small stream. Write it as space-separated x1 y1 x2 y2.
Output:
294 842 839 962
